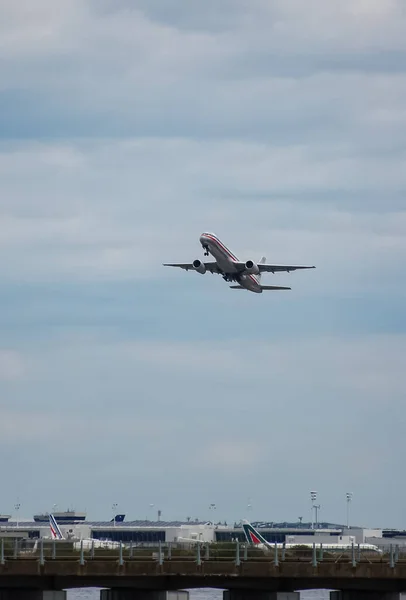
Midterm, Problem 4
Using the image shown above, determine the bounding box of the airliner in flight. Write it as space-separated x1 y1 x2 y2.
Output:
164 232 315 293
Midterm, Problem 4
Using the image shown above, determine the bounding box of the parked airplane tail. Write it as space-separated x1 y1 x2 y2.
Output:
242 520 270 546
49 514 64 540
111 514 125 523
49 513 122 550
229 285 291 291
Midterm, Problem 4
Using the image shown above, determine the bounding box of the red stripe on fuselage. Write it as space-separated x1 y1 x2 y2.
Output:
202 234 261 291
243 273 261 291
202 234 238 262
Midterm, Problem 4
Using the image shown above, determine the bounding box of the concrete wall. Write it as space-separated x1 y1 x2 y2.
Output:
172 524 215 543
342 528 383 544
367 536 406 548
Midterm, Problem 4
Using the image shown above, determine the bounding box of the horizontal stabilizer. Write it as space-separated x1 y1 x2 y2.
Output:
261 285 291 290
229 285 291 291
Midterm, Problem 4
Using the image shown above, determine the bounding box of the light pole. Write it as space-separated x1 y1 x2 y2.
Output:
346 492 353 529
314 504 321 529
112 503 118 527
209 503 216 524
310 491 317 529
15 502 21 528
149 504 155 521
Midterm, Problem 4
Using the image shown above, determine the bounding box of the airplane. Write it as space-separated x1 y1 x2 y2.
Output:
176 536 207 544
242 520 382 553
49 514 122 550
163 232 315 293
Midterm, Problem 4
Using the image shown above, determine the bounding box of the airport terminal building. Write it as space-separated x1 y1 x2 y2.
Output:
0 517 393 548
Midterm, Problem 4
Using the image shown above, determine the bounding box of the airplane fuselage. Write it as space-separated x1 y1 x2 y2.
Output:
250 542 381 553
199 232 262 293
164 232 314 293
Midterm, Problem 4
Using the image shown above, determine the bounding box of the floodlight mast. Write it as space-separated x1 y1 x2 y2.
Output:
112 503 118 528
209 503 216 524
15 503 21 528
314 504 321 528
346 492 353 529
310 491 317 529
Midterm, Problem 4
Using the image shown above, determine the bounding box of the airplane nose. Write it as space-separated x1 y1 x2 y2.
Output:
200 234 210 255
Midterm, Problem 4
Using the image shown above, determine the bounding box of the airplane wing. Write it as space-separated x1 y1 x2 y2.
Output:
163 262 221 274
234 263 315 274
258 264 315 273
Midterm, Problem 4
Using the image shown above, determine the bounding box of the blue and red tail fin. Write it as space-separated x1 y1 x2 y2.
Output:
49 514 64 540
242 520 269 546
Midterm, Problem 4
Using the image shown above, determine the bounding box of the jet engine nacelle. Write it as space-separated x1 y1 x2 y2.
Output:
193 259 206 274
245 260 259 275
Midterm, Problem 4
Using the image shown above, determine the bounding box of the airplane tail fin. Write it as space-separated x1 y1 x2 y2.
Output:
49 514 64 540
111 514 125 523
242 520 269 546
258 257 266 282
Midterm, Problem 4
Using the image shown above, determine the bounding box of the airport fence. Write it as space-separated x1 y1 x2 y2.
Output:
0 538 405 567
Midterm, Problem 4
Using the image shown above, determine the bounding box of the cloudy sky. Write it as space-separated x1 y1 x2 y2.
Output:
1 0 406 528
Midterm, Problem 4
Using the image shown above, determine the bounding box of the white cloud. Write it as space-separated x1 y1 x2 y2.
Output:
13 333 406 411
0 410 171 443
0 138 405 293
197 441 263 470
0 0 405 527
0 350 25 381
1 332 405 523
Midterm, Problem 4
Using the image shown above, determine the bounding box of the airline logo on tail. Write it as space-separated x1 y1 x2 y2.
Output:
49 514 64 540
242 520 270 547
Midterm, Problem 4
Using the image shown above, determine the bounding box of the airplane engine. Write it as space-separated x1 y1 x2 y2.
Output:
193 259 206 274
244 260 259 275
